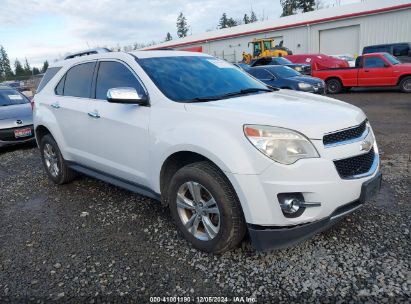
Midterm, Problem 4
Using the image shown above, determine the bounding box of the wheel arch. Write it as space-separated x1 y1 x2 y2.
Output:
159 151 231 206
397 74 411 85
34 125 52 145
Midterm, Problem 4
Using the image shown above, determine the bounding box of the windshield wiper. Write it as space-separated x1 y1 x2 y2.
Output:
185 96 223 103
222 87 275 98
184 87 275 103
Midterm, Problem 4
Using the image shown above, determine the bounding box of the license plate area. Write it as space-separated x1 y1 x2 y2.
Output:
14 128 32 138
360 172 382 203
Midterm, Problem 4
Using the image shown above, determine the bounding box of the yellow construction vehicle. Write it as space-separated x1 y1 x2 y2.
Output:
242 38 293 64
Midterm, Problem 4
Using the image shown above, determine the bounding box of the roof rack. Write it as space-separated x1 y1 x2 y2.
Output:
64 48 111 60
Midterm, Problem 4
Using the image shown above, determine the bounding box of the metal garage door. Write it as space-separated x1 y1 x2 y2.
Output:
319 25 360 56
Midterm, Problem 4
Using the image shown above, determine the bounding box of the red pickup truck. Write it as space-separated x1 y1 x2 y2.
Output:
312 53 411 93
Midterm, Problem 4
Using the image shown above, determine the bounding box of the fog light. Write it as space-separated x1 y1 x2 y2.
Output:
281 198 301 214
277 193 321 218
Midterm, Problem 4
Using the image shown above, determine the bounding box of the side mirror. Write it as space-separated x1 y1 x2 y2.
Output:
107 87 148 105
384 63 390 67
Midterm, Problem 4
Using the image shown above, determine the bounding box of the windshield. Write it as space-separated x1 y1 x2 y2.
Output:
137 56 268 102
272 57 292 65
268 66 301 78
0 89 29 106
383 53 400 65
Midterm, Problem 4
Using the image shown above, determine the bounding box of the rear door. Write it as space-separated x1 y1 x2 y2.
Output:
358 56 394 86
53 61 97 161
80 59 151 186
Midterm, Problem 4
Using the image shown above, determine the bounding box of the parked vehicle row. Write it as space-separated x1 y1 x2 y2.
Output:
244 65 325 94
312 53 411 94
0 85 35 148
33 50 381 253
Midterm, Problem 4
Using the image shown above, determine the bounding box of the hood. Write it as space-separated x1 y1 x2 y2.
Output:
287 75 323 85
0 103 32 120
186 91 365 139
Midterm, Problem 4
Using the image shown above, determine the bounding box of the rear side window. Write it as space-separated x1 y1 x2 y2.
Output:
393 45 409 56
63 62 96 98
36 67 61 93
95 61 145 100
364 57 386 68
0 89 30 106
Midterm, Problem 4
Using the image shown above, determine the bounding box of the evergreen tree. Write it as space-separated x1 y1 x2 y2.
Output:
176 12 189 38
0 45 14 80
32 67 41 75
14 59 25 77
226 18 237 28
298 0 316 12
243 14 250 24
280 0 297 16
41 60 49 73
165 32 173 41
250 11 258 22
23 58 31 76
219 13 228 29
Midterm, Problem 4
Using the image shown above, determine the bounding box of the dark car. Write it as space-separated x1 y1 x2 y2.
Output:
363 42 411 63
245 65 325 94
249 56 311 75
0 85 35 148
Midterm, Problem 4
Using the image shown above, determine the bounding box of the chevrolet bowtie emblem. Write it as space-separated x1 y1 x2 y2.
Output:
360 140 372 152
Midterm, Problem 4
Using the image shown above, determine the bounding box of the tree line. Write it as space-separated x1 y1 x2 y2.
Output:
165 1 320 41
0 45 49 81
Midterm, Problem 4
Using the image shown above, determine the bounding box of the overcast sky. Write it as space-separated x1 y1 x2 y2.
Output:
0 0 360 68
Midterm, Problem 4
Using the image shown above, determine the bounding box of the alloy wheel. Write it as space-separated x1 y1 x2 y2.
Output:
43 143 60 177
176 181 220 241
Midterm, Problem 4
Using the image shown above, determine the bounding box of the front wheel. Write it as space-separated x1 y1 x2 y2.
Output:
326 78 343 94
168 161 246 253
399 76 411 93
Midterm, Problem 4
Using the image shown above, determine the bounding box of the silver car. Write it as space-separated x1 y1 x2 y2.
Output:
0 85 35 147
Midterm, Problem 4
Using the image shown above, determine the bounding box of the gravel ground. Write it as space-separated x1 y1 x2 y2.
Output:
0 91 410 303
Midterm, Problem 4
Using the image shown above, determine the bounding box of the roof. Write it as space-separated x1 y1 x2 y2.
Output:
146 0 411 50
50 50 211 68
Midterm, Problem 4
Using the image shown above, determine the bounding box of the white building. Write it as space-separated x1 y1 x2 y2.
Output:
147 0 411 62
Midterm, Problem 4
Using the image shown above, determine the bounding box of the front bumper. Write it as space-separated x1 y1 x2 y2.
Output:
248 171 382 251
0 125 35 148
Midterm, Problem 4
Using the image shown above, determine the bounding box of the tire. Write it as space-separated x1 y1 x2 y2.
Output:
399 76 411 93
167 161 246 253
326 78 343 94
40 134 76 185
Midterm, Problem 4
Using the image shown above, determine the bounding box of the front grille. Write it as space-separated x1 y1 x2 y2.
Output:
334 148 375 179
323 120 367 146
0 125 34 142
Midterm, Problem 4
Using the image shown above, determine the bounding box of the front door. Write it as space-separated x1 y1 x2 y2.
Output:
358 56 394 87
81 60 151 186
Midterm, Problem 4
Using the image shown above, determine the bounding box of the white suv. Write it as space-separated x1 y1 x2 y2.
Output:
33 50 381 253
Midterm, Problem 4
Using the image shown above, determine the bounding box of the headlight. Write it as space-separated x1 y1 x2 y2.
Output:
298 82 313 90
294 66 302 71
244 125 319 165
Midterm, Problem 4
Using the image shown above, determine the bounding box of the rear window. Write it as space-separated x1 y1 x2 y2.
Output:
0 89 30 106
36 67 61 93
363 46 390 54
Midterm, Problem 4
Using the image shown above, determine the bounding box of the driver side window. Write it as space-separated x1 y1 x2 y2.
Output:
95 61 145 100
364 57 386 68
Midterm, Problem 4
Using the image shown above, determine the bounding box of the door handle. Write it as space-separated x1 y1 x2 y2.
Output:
87 111 100 119
364 70 369 72
51 103 60 109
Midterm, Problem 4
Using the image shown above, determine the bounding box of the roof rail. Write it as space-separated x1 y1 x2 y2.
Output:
64 48 111 60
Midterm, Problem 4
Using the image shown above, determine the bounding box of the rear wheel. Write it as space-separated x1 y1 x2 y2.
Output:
168 161 246 253
40 134 76 184
399 76 411 93
326 78 343 94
